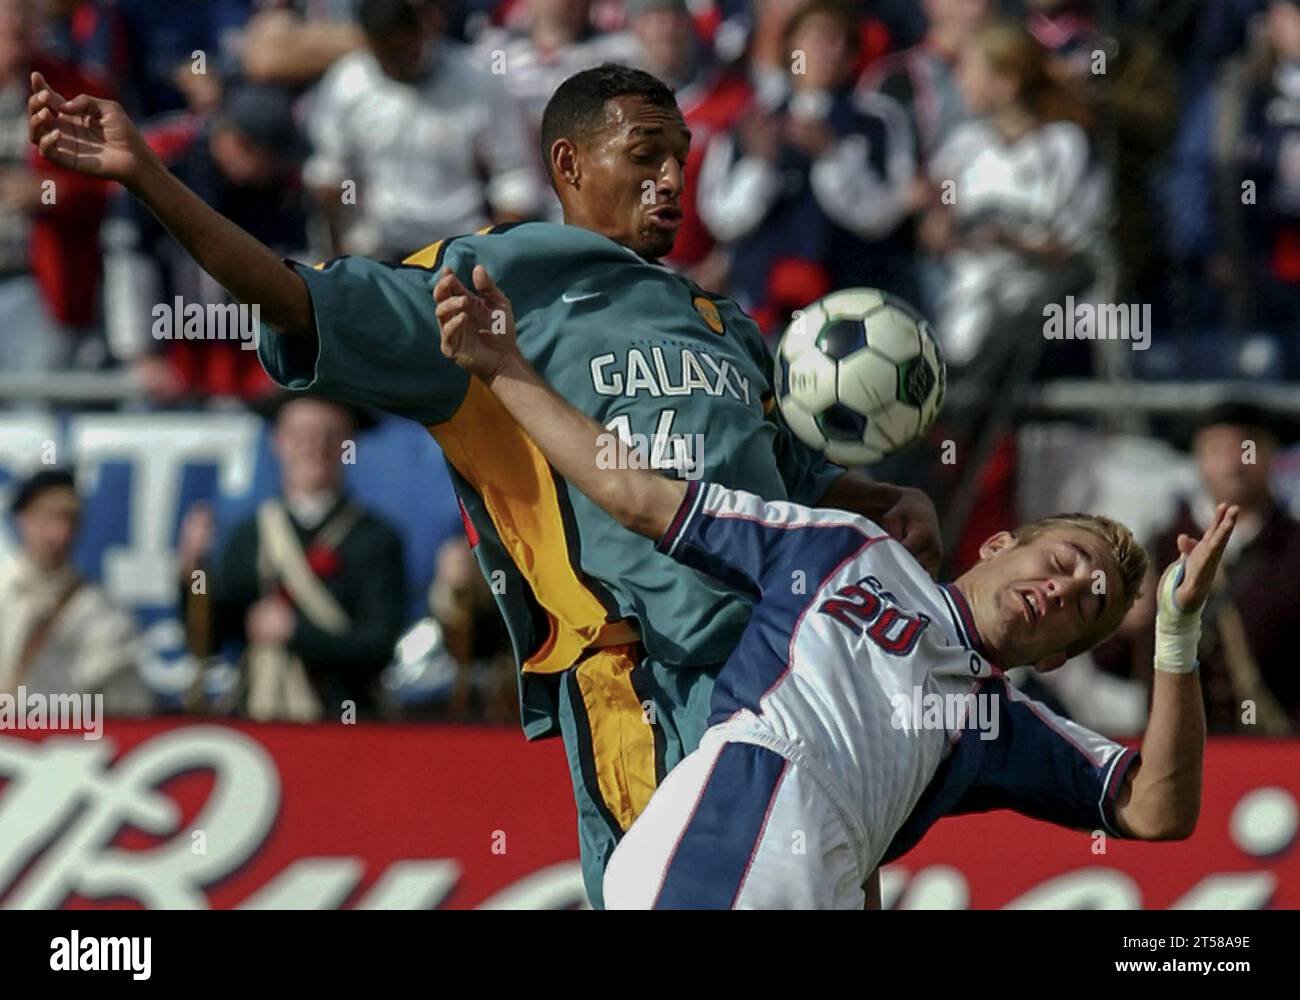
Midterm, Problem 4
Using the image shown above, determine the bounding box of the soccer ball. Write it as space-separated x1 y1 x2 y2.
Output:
774 288 945 466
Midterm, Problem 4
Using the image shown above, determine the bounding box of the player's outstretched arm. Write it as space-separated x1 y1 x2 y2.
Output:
435 265 687 540
1114 502 1239 840
28 73 313 338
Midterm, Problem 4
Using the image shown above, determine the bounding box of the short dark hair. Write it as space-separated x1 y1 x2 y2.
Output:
1195 401 1282 443
359 0 425 39
10 469 77 516
538 63 678 183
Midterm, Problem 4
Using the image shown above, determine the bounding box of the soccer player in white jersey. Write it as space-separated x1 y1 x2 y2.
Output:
435 264 1238 911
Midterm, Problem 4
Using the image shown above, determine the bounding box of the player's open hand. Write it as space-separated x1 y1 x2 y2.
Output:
28 73 146 183
1168 501 1239 613
434 265 519 383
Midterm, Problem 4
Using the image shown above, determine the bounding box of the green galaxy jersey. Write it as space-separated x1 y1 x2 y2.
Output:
258 221 845 739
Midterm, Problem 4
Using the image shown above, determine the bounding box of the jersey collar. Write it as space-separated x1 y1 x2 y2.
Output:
940 583 1004 675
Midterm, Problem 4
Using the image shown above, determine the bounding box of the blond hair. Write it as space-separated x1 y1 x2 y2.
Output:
974 20 1091 130
1013 512 1149 657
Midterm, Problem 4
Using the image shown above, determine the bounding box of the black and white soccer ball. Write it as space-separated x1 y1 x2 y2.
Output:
774 288 945 466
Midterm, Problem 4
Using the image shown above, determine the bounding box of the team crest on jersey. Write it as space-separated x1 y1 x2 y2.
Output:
693 296 724 334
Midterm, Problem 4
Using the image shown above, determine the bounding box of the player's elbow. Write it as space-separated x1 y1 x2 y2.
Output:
593 472 677 541
1163 784 1204 841
622 507 665 541
1163 803 1201 841
1137 816 1196 842
604 480 662 541
1127 801 1200 841
263 272 317 340
1145 815 1198 842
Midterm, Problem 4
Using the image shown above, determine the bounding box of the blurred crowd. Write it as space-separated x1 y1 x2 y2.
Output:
1 0 1299 734
9 0 1300 379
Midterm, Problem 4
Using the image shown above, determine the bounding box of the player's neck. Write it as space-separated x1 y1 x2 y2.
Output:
947 576 1006 667
559 213 648 261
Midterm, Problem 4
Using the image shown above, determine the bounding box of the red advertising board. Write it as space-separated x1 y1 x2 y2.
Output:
1 721 1296 909
0 720 583 910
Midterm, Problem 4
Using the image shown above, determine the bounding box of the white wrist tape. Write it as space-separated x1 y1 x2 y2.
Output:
1154 561 1201 674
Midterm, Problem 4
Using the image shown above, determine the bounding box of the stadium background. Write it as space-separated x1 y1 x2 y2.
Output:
1 0 1299 908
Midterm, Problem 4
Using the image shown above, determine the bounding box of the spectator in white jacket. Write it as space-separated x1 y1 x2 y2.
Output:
305 0 546 259
471 0 642 136
0 470 148 715
919 20 1109 366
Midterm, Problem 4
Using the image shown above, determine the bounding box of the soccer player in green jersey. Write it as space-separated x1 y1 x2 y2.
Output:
30 62 941 907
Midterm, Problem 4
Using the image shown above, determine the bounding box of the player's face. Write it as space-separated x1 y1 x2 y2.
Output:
18 488 81 572
560 95 691 260
969 527 1120 670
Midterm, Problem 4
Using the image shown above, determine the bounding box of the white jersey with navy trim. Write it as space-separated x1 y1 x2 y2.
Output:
655 480 1140 877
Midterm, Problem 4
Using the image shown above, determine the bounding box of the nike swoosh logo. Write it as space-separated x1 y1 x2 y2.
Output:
561 291 603 304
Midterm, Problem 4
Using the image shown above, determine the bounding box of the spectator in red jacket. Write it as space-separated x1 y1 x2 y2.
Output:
0 0 111 375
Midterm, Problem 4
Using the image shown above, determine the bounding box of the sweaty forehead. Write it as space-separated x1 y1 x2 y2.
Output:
598 96 689 143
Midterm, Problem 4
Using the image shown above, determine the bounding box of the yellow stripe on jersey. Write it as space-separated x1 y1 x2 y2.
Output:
403 238 447 270
429 378 613 675
411 225 624 675
573 643 658 831
403 224 498 271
